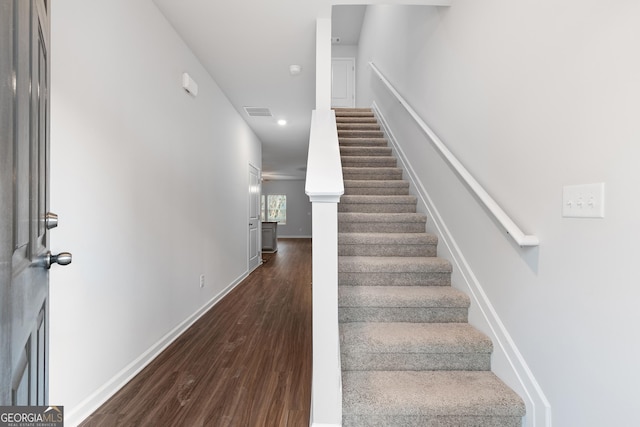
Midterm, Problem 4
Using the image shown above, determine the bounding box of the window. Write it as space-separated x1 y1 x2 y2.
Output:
261 194 286 224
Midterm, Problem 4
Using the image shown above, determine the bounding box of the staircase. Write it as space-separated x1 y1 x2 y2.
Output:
335 108 526 427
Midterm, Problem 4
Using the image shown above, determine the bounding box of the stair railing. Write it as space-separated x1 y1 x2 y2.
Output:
305 109 344 426
369 62 539 247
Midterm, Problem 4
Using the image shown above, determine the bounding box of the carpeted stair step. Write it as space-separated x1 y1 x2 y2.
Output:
339 195 417 213
339 256 452 286
342 370 526 427
340 322 492 371
339 286 470 323
337 120 379 127
333 108 374 118
340 146 393 157
338 212 427 233
339 137 388 147
339 232 436 257
341 156 397 168
338 123 381 131
339 129 385 138
343 180 410 196
343 167 403 180
336 116 378 124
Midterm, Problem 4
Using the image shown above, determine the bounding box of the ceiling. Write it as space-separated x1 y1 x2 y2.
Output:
152 0 366 180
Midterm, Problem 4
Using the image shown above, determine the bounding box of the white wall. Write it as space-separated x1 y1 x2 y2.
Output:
357 3 640 427
332 44 359 59
49 0 261 423
262 180 312 238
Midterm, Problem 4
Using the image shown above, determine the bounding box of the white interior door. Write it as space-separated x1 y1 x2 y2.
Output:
248 164 260 271
331 57 355 108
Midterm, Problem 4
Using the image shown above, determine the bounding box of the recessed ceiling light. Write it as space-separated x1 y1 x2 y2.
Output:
277 119 287 126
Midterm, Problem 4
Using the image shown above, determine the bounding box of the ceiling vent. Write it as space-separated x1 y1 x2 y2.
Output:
244 107 272 117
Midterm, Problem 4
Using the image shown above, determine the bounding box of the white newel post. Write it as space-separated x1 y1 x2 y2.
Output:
306 108 343 426
310 201 341 426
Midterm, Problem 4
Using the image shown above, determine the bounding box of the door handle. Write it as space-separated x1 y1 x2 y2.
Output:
39 251 72 269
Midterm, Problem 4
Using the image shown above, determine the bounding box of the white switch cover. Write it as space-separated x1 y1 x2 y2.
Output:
562 183 605 218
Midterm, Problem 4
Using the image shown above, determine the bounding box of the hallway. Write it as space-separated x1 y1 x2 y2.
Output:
80 239 312 427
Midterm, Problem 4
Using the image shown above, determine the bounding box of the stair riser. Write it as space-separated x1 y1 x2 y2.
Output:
342 158 398 168
336 117 378 123
340 148 392 156
339 223 426 233
343 415 523 427
339 244 436 257
339 204 416 214
343 170 403 180
339 130 385 138
338 124 381 131
339 138 388 146
334 113 374 118
344 187 410 196
339 272 451 286
339 307 468 323
341 353 491 372
343 181 410 195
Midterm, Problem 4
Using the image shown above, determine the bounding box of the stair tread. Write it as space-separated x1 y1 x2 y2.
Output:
336 117 378 123
341 155 397 162
342 167 403 180
342 371 526 417
344 180 409 187
338 123 381 130
339 130 385 138
339 286 469 308
341 322 492 354
339 212 427 223
341 158 398 168
339 256 452 273
340 147 392 155
339 137 388 146
341 195 417 204
339 232 436 245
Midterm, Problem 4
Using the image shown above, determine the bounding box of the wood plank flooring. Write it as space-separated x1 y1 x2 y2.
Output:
80 238 312 427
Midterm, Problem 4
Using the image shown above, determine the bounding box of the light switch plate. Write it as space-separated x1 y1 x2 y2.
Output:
562 183 605 218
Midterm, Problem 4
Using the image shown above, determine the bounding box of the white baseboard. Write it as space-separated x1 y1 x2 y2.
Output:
372 102 551 427
63 270 251 427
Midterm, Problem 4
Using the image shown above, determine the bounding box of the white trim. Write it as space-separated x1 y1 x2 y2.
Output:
248 162 262 272
369 62 538 247
63 270 251 427
308 202 342 426
373 102 552 427
305 109 344 201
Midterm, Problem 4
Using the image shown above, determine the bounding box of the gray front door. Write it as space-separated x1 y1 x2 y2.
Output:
0 0 68 405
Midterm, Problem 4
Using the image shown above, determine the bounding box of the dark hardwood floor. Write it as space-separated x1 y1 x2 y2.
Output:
80 239 312 427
